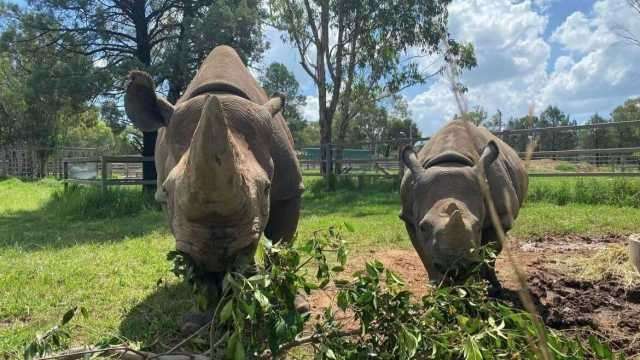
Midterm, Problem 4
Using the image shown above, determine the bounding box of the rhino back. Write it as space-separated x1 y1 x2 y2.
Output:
176 46 303 200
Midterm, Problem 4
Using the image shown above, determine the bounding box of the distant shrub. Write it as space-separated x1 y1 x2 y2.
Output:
47 185 152 219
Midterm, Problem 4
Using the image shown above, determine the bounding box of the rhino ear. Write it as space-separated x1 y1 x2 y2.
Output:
124 70 174 131
478 140 499 171
264 93 286 116
400 145 424 176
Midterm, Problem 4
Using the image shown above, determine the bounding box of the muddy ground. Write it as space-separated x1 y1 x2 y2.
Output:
307 234 640 357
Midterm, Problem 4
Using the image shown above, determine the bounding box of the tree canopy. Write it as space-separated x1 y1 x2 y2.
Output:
260 62 309 146
269 0 475 174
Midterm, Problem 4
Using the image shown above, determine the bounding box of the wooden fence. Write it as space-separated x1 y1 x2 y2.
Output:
298 146 640 178
63 155 154 190
0 146 98 178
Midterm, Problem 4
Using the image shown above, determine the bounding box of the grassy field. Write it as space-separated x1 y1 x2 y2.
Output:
1 176 640 356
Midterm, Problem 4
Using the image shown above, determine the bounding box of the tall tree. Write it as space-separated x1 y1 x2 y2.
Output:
4 0 266 190
610 97 640 148
462 105 488 126
483 109 503 132
0 16 107 175
269 0 474 176
260 62 308 147
537 105 577 151
160 0 267 103
581 113 617 164
384 96 421 144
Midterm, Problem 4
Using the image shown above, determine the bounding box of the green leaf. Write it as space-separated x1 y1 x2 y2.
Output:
399 326 420 358
331 266 344 272
337 291 350 310
333 279 349 287
241 300 256 320
225 332 239 360
79 307 89 319
337 246 348 267
234 336 246 360
61 306 77 325
220 300 234 323
589 335 613 359
463 337 483 360
343 222 355 232
254 290 270 311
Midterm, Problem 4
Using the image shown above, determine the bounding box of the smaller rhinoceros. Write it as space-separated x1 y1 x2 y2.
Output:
399 120 528 289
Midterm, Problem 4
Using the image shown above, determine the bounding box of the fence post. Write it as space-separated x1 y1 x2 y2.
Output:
621 155 626 173
63 160 68 191
398 144 405 179
101 156 108 192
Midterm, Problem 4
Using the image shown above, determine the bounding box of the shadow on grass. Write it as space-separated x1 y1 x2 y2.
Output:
118 281 194 352
0 185 165 251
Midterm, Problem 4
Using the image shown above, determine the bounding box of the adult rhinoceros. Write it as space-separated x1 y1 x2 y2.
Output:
124 46 304 293
399 120 527 290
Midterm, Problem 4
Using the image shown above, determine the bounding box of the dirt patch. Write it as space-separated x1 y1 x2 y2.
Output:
306 234 640 357
519 233 626 253
519 267 640 355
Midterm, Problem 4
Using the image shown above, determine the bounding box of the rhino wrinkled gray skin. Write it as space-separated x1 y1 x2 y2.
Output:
399 120 528 287
124 46 304 282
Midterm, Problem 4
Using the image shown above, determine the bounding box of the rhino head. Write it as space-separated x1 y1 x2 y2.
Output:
400 141 499 284
124 71 285 273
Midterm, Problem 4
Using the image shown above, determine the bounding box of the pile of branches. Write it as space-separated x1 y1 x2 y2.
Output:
29 225 618 359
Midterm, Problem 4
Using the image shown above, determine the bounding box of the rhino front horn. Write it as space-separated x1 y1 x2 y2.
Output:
178 95 247 220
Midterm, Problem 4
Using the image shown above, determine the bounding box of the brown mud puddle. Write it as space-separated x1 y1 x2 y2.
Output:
306 234 640 356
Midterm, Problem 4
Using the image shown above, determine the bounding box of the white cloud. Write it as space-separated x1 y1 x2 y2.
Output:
541 0 640 117
300 96 319 122
409 0 640 135
550 11 614 54
410 0 550 134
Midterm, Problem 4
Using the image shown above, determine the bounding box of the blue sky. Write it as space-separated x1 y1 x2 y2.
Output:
6 0 639 136
258 0 640 135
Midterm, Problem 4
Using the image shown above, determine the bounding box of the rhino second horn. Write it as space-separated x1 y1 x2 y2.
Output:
180 95 246 219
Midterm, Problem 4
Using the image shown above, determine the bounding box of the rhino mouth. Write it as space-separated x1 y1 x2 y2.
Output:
433 255 483 282
174 217 263 273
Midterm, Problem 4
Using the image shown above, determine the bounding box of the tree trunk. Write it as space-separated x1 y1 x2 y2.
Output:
132 0 156 195
142 131 157 194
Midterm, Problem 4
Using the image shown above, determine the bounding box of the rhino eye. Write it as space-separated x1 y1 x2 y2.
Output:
419 222 432 234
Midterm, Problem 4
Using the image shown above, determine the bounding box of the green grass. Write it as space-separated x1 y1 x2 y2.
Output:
1 176 640 356
528 177 640 207
553 163 577 172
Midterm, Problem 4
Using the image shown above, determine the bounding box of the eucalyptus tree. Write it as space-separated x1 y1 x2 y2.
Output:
260 62 308 146
2 0 266 190
269 0 475 175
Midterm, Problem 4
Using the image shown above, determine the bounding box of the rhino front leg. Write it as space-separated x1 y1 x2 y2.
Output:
264 195 301 246
264 195 308 313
